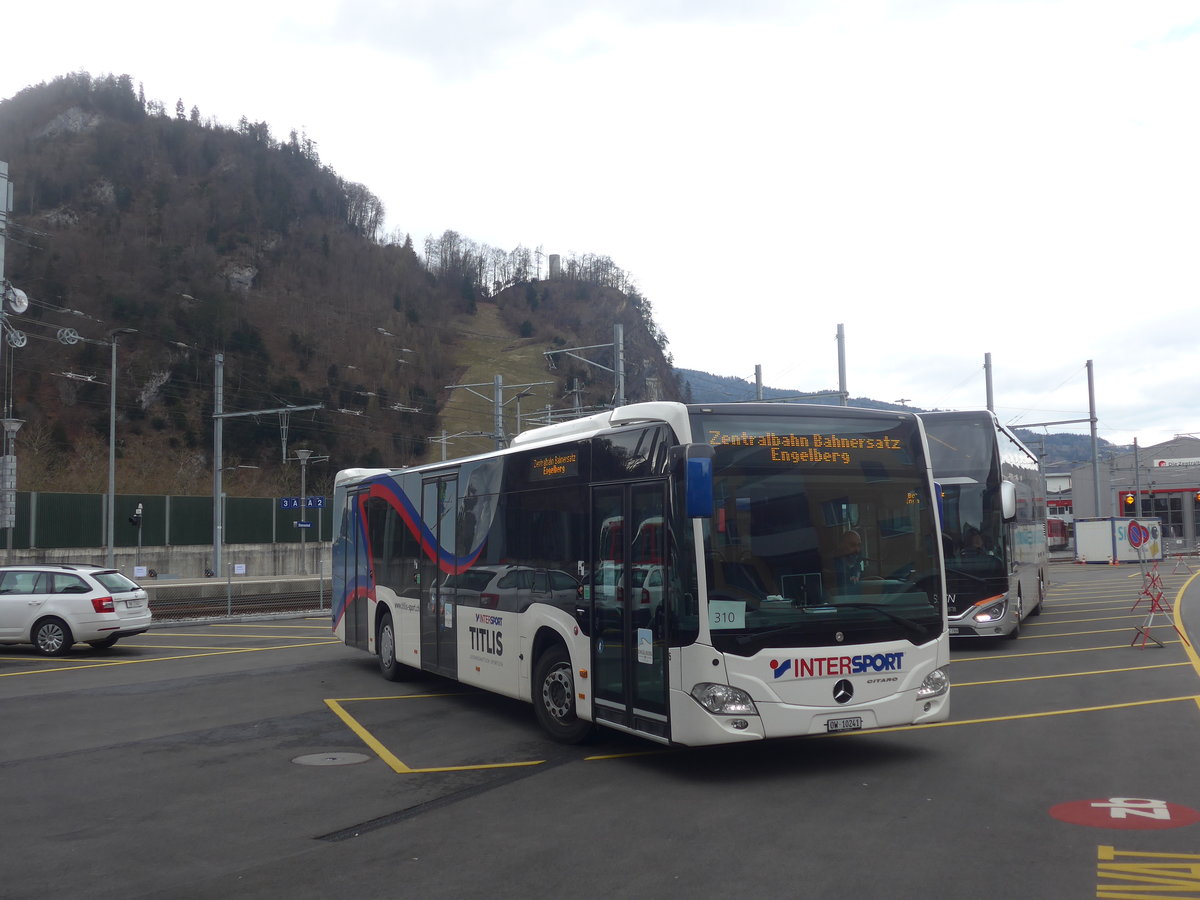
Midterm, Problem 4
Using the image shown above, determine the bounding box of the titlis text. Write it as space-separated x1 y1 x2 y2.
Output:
470 613 503 657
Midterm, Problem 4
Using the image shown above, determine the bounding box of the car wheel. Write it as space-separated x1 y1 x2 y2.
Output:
532 643 594 744
88 636 121 650
378 612 402 682
33 617 73 656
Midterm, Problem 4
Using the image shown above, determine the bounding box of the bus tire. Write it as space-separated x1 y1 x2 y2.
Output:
1006 598 1023 640
1030 572 1045 616
532 644 593 744
378 611 403 682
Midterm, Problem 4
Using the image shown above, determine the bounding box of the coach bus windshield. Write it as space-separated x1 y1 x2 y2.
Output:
921 413 1008 617
689 409 943 656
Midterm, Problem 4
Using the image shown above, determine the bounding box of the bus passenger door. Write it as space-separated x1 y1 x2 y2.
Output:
591 481 669 741
340 488 371 650
420 476 458 677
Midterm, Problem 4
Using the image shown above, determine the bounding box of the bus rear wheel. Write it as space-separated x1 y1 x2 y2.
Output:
532 644 593 744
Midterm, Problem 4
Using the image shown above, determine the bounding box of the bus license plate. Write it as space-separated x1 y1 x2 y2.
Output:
949 627 960 635
826 716 863 733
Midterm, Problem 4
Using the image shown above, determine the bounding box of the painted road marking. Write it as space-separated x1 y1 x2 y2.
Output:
1052 798 1200 830
325 695 546 774
0 640 339 677
953 661 1191 688
1098 845 1200 898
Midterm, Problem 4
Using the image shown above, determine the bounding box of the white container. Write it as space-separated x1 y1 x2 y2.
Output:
1074 517 1163 564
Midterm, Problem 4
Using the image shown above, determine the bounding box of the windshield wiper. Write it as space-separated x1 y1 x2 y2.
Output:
834 603 935 642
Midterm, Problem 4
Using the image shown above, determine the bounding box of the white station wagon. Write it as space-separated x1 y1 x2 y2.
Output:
0 564 152 655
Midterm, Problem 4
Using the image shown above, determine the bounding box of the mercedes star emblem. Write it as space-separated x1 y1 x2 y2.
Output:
833 679 854 704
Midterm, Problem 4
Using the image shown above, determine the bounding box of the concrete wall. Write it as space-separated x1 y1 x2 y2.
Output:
1 542 332 579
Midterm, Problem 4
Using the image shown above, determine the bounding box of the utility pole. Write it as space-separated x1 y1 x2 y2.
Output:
444 377 550 449
542 323 626 408
0 162 24 560
836 323 848 405
985 352 994 412
1013 359 1102 517
211 352 321 576
212 354 223 575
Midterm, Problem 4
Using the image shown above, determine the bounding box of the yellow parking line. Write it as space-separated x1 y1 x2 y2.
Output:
954 661 1191 688
325 694 547 774
1171 570 1200 714
0 640 339 677
146 631 337 640
854 694 1200 734
206 623 332 630
1011 627 1179 641
953 639 1182 664
1027 613 1159 626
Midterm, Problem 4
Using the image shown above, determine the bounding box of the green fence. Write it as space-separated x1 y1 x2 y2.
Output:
8 492 333 550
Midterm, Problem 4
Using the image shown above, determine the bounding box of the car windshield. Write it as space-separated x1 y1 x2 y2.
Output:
691 410 944 655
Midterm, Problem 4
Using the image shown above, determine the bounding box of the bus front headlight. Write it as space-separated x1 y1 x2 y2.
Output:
691 683 759 716
917 668 950 698
972 595 1008 624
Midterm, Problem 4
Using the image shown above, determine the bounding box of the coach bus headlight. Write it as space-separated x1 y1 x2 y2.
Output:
917 668 949 698
971 595 1008 624
691 683 759 716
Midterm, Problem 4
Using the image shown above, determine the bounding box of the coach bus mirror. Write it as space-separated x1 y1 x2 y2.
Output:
685 445 714 518
1000 480 1017 521
671 444 714 518
933 481 945 526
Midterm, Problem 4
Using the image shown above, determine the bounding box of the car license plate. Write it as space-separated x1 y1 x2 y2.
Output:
825 716 863 733
125 599 142 609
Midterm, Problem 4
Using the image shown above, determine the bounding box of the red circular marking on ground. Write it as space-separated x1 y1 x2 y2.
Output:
1050 798 1200 830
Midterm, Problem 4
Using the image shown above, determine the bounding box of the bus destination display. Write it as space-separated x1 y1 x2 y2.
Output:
530 451 579 480
706 429 905 466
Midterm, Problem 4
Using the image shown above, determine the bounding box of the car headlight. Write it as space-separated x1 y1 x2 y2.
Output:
690 683 759 716
972 595 1008 623
917 668 950 698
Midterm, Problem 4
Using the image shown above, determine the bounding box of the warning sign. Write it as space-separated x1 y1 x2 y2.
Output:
1051 797 1200 830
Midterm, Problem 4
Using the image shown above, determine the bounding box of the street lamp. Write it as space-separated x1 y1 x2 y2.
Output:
106 328 137 568
294 449 313 575
2 417 22 564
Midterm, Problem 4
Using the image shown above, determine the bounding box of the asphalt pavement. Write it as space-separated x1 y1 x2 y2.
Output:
1 559 1198 899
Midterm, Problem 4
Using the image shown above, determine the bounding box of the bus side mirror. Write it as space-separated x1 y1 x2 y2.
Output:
933 482 944 527
1000 480 1017 521
671 444 714 519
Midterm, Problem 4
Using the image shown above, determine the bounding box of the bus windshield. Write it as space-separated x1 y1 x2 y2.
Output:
690 410 943 655
921 413 1008 617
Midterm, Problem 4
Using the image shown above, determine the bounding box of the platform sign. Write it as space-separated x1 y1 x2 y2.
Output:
279 496 326 510
1050 798 1200 830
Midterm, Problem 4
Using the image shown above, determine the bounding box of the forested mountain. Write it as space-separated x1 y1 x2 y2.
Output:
0 73 683 496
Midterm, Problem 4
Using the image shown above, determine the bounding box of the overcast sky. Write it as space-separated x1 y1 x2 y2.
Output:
3 1 1197 447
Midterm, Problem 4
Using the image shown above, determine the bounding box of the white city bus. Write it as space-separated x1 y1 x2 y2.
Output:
920 410 1048 639
332 401 950 746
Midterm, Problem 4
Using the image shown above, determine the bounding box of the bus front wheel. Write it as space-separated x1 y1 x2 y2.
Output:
532 644 593 744
378 612 402 682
